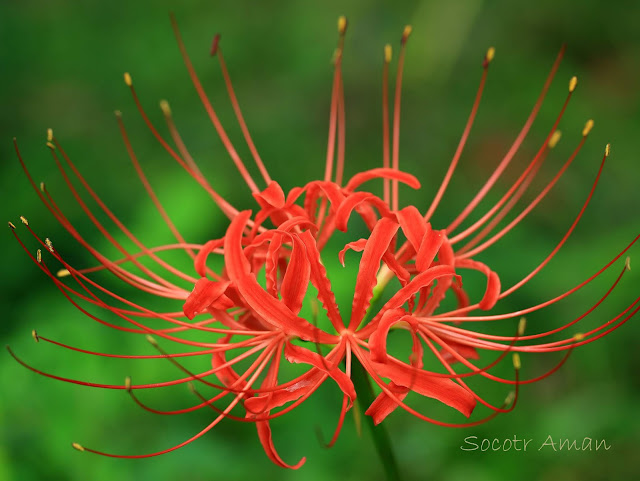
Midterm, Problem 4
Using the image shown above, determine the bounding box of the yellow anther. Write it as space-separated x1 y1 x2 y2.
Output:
159 100 171 116
573 333 585 341
20 216 28 226
36 249 42 264
125 376 131 390
39 182 46 192
486 46 496 63
384 44 392 63
513 353 521 370
57 268 71 278
72 443 85 452
46 141 55 150
402 25 412 43
605 143 611 157
145 334 158 346
114 110 122 118
518 317 527 336
504 391 515 405
47 128 53 142
582 119 594 137
124 72 132 86
45 238 54 252
548 130 562 148
625 256 631 271
337 16 347 35
32 329 39 343
569 76 578 92
8 221 16 229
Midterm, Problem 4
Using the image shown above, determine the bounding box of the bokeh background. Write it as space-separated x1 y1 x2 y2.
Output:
1 1 639 480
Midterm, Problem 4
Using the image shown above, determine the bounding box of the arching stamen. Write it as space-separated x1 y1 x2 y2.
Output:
443 45 567 231
458 120 594 259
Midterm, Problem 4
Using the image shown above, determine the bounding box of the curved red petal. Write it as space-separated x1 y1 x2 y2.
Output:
345 168 421 192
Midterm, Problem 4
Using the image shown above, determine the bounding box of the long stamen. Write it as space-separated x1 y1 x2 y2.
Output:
382 44 392 204
213 38 272 185
423 46 494 221
444 45 566 231
449 75 573 245
324 16 347 183
458 120 595 259
169 14 259 193
391 26 411 212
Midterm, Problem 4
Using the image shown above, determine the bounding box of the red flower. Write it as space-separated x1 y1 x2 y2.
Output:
8 15 638 469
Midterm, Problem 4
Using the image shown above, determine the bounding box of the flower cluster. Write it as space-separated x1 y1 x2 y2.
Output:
9 16 637 469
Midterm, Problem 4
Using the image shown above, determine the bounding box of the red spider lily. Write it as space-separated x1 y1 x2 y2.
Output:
8 15 638 470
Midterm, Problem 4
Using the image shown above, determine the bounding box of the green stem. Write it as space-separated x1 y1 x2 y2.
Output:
351 356 403 481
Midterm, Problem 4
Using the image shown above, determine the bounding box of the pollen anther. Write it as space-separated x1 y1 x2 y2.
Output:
512 353 521 370
57 268 71 278
582 119 594 137
569 76 578 92
20 216 28 226
124 72 132 86
517 317 527 336
31 330 39 343
72 443 85 452
548 131 562 148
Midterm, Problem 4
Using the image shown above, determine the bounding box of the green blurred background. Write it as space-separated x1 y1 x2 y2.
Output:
1 1 639 480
